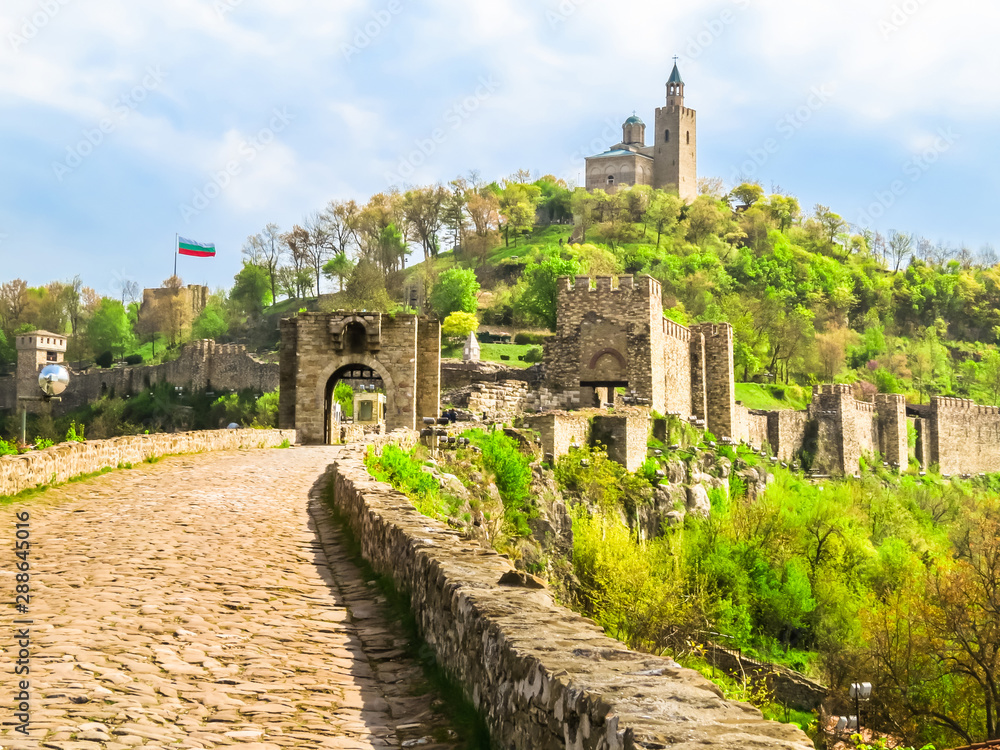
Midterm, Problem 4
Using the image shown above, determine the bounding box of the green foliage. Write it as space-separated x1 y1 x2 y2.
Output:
88 297 135 360
231 262 273 316
124 353 143 366
430 267 480 317
0 438 19 456
65 421 85 443
514 255 581 330
33 437 54 450
334 381 354 419
441 311 479 339
513 332 550 345
523 346 543 363
95 350 114 368
192 302 230 340
469 429 534 536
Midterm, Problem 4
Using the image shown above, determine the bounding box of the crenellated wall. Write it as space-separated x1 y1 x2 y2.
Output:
328 453 813 749
928 397 1000 475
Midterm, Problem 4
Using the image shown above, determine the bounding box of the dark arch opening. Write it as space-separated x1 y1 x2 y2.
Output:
323 363 386 444
344 322 367 354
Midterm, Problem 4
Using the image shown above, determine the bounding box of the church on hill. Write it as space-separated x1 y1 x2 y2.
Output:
584 60 697 202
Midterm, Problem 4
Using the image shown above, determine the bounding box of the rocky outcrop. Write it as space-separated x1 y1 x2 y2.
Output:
329 452 813 750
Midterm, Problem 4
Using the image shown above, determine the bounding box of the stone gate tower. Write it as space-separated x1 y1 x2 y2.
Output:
653 61 697 202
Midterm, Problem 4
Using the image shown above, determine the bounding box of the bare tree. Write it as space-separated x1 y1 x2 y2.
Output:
888 230 915 272
242 223 286 303
0 279 29 332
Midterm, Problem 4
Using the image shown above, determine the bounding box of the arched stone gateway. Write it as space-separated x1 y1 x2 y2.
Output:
279 312 440 444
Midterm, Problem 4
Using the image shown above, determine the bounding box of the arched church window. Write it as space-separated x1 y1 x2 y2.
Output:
607 175 615 185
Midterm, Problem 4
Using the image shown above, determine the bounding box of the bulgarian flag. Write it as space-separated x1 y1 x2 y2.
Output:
178 237 216 258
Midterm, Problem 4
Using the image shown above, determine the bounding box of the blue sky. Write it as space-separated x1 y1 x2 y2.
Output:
0 0 995 295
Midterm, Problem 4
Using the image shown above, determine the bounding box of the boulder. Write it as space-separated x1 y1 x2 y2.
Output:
686 484 712 519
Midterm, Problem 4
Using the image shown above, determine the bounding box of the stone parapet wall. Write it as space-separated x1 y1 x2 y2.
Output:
328 454 811 749
590 410 650 472
440 361 541 390
522 411 592 461
767 410 810 462
466 380 530 423
0 428 296 498
702 646 826 712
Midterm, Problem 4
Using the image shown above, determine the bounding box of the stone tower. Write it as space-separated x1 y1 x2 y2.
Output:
653 61 697 202
15 330 67 411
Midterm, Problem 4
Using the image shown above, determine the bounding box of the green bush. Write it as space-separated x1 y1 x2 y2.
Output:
523 346 543 363
95 350 114 369
0 438 19 456
513 332 551 345
124 354 144 366
470 430 534 536
33 437 54 450
65 421 86 443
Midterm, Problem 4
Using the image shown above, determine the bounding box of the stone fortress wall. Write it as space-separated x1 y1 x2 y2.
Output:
1 337 279 418
327 450 813 749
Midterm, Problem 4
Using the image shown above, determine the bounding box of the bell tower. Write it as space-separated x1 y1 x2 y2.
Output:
653 58 697 202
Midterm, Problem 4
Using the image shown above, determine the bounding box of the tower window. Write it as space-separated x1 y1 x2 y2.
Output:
607 175 615 185
686 131 690 144
664 129 670 143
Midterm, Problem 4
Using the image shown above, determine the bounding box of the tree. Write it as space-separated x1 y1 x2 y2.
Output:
729 182 764 208
889 230 915 273
570 189 598 243
191 302 229 340
815 324 856 381
322 254 355 293
242 223 286 303
344 259 393 311
813 204 846 244
230 263 272 318
0 279 29 333
765 194 801 232
442 181 469 252
321 199 360 260
403 185 447 261
498 180 540 247
302 212 334 296
87 298 135 361
644 192 683 248
430 268 480 318
514 256 581 330
441 311 479 339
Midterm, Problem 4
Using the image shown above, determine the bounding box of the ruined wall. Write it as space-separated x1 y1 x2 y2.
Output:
735 406 769 451
0 428 295 497
701 646 826 713
55 340 278 414
929 397 1000 475
690 323 736 439
466 380 530 424
440 361 540 390
808 385 878 475
522 411 592 461
140 284 208 339
688 330 707 423
416 317 442 425
328 454 812 749
590 410 650 472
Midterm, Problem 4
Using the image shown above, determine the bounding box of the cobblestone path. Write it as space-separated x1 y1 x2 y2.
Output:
1 447 466 750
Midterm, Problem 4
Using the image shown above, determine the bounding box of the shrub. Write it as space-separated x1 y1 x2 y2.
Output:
124 354 144 366
0 438 19 456
33 437 54 450
95 350 114 369
513 332 550 346
469 430 534 536
523 346 543 363
65 421 86 442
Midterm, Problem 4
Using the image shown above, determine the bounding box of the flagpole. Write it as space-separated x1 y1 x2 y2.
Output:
173 233 178 279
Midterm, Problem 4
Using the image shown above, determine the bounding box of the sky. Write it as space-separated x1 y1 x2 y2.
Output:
0 0 996 297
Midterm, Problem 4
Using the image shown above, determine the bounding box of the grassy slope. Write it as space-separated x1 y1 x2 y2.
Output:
734 383 810 411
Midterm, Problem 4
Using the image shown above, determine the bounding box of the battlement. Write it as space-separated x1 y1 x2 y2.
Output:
814 384 853 397
874 393 906 406
657 104 696 118
931 396 1000 416
690 322 733 340
663 318 691 342
557 274 656 297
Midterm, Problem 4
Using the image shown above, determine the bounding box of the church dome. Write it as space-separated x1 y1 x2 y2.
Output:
625 115 644 125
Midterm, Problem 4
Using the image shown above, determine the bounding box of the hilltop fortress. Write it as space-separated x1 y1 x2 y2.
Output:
585 61 697 201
